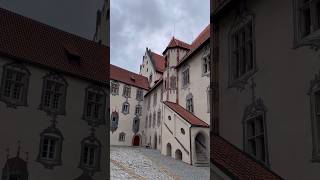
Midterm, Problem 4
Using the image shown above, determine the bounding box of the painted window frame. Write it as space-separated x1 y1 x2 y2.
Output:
228 12 256 89
136 89 144 101
122 84 131 98
110 81 119 95
157 109 161 127
122 102 130 115
82 85 106 127
149 114 152 128
135 104 142 116
119 132 125 142
132 117 140 134
201 45 211 76
186 93 194 113
243 98 269 166
110 111 119 132
308 73 320 162
293 0 320 49
39 72 68 116
0 62 30 108
78 136 101 175
181 65 190 89
37 126 64 169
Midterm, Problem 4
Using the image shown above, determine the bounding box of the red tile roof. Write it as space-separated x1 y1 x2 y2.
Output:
177 25 210 68
163 37 191 54
0 7 109 83
110 64 149 90
150 51 166 73
211 135 283 180
163 101 209 127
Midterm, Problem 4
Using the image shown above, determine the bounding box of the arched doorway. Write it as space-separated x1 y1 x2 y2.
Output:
195 132 208 163
166 143 172 156
132 135 140 146
154 134 157 149
175 149 182 160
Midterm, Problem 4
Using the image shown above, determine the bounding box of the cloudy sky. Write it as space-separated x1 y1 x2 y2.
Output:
0 0 103 40
111 0 209 73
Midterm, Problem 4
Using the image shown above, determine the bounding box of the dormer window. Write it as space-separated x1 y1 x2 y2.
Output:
63 43 80 63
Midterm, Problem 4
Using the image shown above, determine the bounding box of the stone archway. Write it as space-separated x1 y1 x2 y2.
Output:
166 143 172 156
195 132 208 165
175 149 182 160
132 135 140 146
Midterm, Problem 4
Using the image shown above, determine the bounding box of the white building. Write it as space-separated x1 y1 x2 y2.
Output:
0 7 109 180
110 25 211 166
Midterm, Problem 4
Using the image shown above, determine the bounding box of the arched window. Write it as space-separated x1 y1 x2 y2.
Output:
79 135 101 175
37 126 64 169
39 72 68 115
186 93 194 113
243 98 269 165
110 111 119 132
83 85 106 126
202 45 210 76
132 117 140 134
0 62 30 108
119 132 125 142
122 102 130 115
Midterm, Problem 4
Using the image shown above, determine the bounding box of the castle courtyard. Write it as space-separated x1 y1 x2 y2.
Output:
110 146 209 180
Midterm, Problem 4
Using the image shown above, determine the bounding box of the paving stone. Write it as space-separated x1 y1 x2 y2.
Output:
110 146 210 180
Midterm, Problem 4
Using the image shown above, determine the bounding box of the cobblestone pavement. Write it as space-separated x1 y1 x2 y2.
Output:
110 146 210 180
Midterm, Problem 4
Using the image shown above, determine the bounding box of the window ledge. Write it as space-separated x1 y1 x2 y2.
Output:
37 158 62 169
228 69 257 90
294 29 320 50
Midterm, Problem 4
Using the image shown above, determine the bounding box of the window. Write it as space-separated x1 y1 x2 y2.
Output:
122 102 130 115
243 99 269 165
135 105 142 116
147 96 151 110
145 116 148 128
37 126 63 169
202 46 211 76
181 128 185 135
136 89 143 101
153 92 157 106
182 67 190 88
40 73 67 115
110 111 119 132
157 110 161 127
170 76 177 89
122 85 131 98
230 14 254 82
153 112 156 128
0 63 30 107
83 86 106 126
119 132 125 142
149 114 152 128
168 115 171 120
79 136 101 174
111 81 119 95
186 93 194 113
309 74 320 161
149 74 153 84
132 117 140 134
293 0 320 48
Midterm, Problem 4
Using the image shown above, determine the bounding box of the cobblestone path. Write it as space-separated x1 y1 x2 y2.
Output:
110 146 210 180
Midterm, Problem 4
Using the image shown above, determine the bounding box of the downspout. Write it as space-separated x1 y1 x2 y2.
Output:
176 49 179 104
189 126 193 165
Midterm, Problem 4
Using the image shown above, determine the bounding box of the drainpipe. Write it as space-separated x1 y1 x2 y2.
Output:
189 126 192 165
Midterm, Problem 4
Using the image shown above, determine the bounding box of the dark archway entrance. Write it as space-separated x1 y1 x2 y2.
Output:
166 143 172 156
195 132 208 165
154 134 157 149
132 135 140 146
175 149 182 160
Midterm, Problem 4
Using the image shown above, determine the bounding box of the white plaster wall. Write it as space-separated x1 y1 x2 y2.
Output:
110 81 146 146
0 57 108 180
217 0 320 179
178 46 210 124
139 51 162 87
